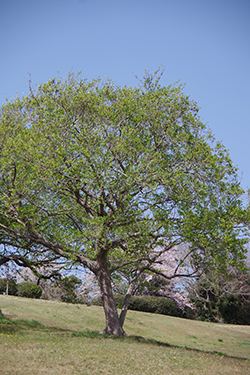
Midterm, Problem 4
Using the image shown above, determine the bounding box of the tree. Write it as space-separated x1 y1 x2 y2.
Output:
0 278 17 295
57 275 82 303
0 70 249 335
187 263 250 323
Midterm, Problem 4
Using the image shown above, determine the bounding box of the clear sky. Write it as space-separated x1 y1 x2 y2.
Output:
1 0 249 192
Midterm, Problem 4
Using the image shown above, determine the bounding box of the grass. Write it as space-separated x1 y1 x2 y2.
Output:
0 295 250 374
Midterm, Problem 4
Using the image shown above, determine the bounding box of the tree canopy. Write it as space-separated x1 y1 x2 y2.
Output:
0 70 249 335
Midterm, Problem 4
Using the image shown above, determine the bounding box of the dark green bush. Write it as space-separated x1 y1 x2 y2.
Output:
0 278 17 295
91 294 181 317
91 296 102 306
114 294 126 309
17 282 42 299
182 306 196 320
218 295 250 325
190 294 250 325
128 295 181 317
188 271 250 324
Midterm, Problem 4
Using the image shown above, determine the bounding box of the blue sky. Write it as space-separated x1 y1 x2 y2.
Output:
1 0 249 192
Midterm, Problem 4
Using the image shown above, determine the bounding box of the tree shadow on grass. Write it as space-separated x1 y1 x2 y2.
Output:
0 314 248 361
72 329 172 346
0 313 45 334
72 329 249 360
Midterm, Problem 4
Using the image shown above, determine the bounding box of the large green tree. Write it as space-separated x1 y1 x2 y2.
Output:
0 71 249 335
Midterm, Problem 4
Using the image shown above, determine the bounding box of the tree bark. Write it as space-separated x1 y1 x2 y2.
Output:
5 279 9 296
119 268 143 328
5 264 9 296
97 250 126 336
119 283 133 328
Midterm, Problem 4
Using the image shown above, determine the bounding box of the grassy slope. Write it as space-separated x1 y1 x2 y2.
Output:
0 295 250 375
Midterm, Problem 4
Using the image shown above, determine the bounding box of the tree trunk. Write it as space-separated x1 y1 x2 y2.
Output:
5 263 9 296
97 251 126 336
119 269 143 328
119 283 133 328
5 278 9 296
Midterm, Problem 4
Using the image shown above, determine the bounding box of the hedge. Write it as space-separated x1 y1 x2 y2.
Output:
92 294 181 317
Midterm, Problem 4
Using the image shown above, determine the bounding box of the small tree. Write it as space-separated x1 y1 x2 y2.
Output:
0 70 249 335
0 278 17 295
58 275 82 303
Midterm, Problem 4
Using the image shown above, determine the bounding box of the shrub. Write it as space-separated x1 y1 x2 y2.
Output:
182 306 196 320
92 294 181 317
0 278 17 295
17 282 42 299
114 294 126 309
218 295 250 325
188 269 250 324
91 296 102 306
128 295 181 317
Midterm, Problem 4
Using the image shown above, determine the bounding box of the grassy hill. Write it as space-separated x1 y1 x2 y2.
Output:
0 295 250 374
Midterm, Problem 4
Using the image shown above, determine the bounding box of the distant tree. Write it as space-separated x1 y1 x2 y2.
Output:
0 70 249 335
79 271 101 301
57 275 82 303
187 264 250 323
0 250 19 295
0 278 17 295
